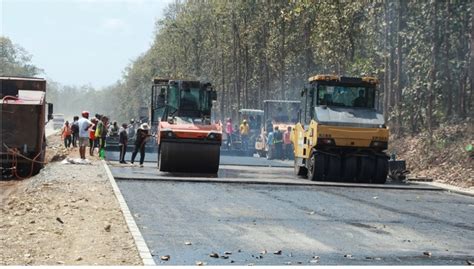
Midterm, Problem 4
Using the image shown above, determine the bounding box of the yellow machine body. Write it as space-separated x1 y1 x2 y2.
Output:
292 74 390 183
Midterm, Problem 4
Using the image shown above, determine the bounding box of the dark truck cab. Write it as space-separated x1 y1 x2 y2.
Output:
1 77 53 179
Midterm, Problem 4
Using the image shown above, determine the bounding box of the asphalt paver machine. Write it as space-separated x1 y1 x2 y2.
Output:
255 100 300 158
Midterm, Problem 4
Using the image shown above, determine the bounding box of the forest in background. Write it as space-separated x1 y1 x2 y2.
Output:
110 0 473 136
2 0 473 136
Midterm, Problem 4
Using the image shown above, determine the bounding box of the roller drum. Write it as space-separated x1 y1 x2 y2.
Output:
159 141 220 174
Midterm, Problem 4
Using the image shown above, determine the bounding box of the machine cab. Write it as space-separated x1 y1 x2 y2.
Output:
301 75 384 128
151 79 217 125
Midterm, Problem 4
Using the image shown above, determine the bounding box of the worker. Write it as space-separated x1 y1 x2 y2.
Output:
131 123 151 167
71 116 80 147
128 119 136 141
96 116 109 159
266 128 274 160
158 87 166 107
273 126 283 160
119 123 129 164
109 121 119 137
225 118 233 148
89 118 98 156
180 86 198 112
240 119 250 150
283 126 293 160
61 121 72 148
77 111 92 160
353 89 367 107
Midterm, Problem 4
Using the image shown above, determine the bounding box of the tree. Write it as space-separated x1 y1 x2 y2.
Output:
0 36 42 77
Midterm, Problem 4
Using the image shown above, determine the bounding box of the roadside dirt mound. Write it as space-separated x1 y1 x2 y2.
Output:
0 134 142 265
44 132 69 163
390 121 473 188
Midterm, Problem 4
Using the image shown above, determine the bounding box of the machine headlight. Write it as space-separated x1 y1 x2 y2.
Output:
160 129 176 139
370 141 388 149
207 132 222 141
317 138 335 145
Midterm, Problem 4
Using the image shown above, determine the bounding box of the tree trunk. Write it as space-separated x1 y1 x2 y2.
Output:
383 1 390 121
469 0 474 117
427 0 439 132
395 0 405 136
279 15 286 100
304 12 314 78
444 0 452 119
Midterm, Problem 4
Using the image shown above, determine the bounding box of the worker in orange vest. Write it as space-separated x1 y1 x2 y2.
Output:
61 121 72 148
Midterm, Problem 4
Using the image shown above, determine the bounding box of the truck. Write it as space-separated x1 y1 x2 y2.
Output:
292 74 389 183
255 100 300 158
1 76 53 179
52 113 65 129
150 79 221 174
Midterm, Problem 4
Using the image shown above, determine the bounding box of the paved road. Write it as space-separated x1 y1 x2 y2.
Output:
106 151 293 167
110 157 474 265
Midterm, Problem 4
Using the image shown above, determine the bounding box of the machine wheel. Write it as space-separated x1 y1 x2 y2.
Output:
374 156 388 184
342 156 357 182
31 135 47 176
307 152 324 181
358 156 375 183
325 155 341 181
294 159 308 177
15 162 31 178
157 145 168 172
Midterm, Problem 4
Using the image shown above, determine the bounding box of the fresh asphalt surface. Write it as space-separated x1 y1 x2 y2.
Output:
106 152 474 265
106 150 293 167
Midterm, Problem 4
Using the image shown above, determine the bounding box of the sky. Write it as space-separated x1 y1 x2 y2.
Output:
1 0 173 88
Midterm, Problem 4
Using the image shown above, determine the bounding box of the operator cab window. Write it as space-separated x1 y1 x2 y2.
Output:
316 85 375 109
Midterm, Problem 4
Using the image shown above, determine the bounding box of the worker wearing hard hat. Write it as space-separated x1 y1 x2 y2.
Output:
240 119 250 151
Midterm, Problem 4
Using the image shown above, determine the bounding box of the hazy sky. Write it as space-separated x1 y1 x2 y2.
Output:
1 0 173 88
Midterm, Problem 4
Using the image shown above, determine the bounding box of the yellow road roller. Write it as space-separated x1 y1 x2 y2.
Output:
292 75 389 183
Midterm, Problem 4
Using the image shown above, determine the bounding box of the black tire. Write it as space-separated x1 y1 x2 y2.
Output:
15 162 31 178
294 159 308 177
342 156 357 182
374 156 388 184
325 155 342 181
157 144 167 172
307 152 325 181
358 156 375 183
31 135 47 176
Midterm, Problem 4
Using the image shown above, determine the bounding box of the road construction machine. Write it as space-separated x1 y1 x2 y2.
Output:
255 100 300 158
292 75 389 183
1 77 53 179
151 79 221 174
222 109 263 155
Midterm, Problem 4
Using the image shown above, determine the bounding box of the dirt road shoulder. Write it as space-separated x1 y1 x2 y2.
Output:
0 134 142 265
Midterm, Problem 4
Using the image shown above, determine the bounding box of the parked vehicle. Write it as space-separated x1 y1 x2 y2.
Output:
1 76 53 178
52 113 65 129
